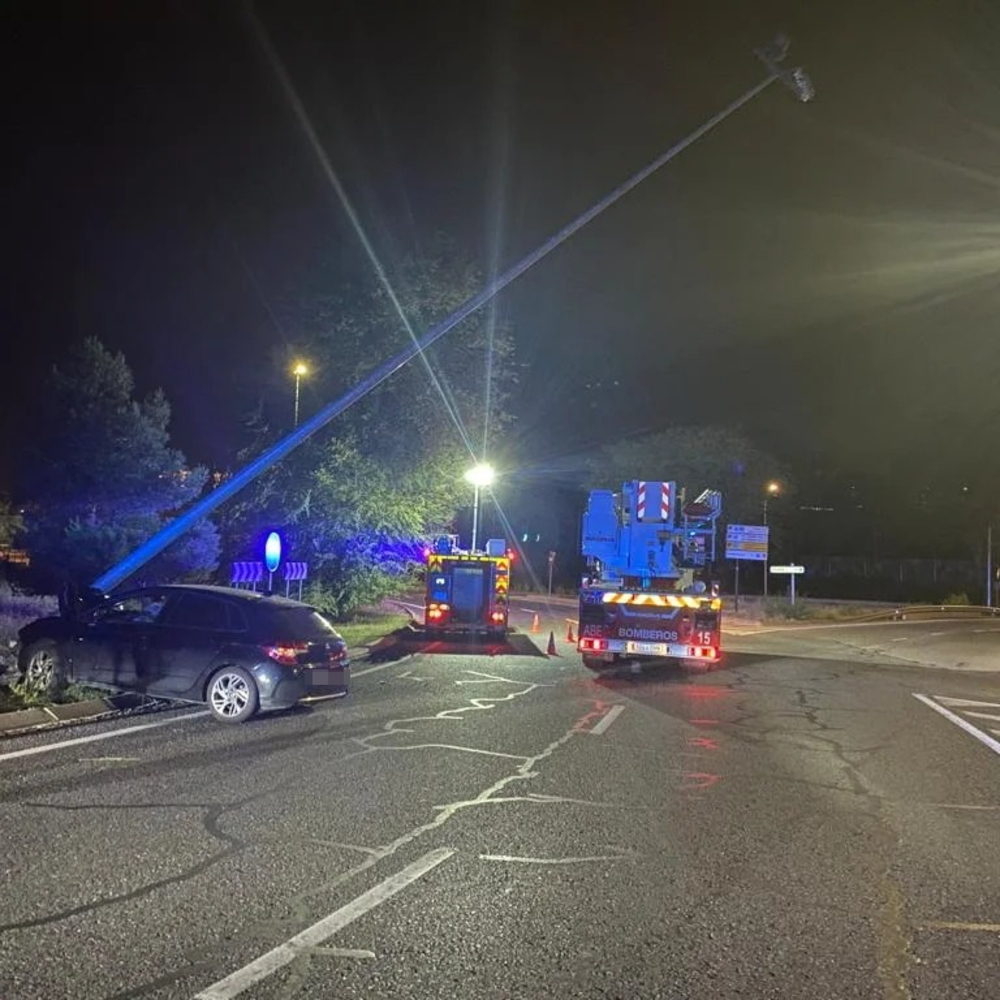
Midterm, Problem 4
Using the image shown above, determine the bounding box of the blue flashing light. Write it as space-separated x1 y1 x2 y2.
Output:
264 531 282 573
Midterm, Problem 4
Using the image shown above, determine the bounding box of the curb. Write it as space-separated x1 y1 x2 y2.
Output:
0 693 176 739
1 648 374 740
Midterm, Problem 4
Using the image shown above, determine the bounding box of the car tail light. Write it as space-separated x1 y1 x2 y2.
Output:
579 637 608 652
262 642 309 666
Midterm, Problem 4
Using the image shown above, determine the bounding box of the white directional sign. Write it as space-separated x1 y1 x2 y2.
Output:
726 524 769 561
769 565 805 574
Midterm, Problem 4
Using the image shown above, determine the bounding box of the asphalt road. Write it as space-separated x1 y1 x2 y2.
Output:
1 619 999 999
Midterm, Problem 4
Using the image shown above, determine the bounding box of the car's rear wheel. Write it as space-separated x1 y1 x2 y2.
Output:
21 640 65 697
206 667 259 723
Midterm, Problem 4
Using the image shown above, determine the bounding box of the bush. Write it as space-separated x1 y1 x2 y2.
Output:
941 592 971 606
0 590 58 653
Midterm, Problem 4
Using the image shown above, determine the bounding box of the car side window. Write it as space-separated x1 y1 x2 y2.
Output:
95 592 170 624
224 602 249 633
165 593 230 631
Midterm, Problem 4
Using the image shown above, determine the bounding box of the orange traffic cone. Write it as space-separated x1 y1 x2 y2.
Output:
530 613 540 633
566 621 576 643
546 631 558 656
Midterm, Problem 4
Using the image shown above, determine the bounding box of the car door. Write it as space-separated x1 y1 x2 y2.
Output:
74 589 171 690
145 592 236 698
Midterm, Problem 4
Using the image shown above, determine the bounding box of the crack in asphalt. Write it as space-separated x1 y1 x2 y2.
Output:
18 668 591 999
728 671 916 1000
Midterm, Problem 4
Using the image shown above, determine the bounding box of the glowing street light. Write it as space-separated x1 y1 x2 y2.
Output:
291 361 309 427
763 481 781 598
762 481 781 524
464 463 496 552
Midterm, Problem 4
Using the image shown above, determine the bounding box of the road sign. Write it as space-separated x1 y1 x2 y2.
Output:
769 564 805 605
726 524 769 561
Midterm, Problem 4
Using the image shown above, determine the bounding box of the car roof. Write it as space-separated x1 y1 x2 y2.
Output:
114 584 314 610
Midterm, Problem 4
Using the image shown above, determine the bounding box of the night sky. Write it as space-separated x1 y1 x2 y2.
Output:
4 0 999 511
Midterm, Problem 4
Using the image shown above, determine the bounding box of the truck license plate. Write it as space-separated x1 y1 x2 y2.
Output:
625 641 667 656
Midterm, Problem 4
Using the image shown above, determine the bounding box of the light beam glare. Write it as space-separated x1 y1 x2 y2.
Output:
245 6 476 457
481 26 515 456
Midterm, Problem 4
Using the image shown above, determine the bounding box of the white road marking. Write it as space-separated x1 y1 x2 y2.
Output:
932 803 1000 811
936 697 1000 709
913 694 1000 758
297 946 375 959
78 756 141 763
963 711 1000 723
194 847 454 1000
920 920 1000 933
479 853 635 864
590 704 625 735
0 711 210 763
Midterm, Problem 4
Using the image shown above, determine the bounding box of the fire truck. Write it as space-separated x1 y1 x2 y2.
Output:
423 535 511 637
577 480 722 670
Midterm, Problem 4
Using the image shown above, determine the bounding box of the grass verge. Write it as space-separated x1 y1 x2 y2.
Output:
333 610 412 649
1 677 109 713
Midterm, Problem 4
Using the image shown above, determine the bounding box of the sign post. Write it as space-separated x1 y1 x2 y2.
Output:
769 564 805 605
725 525 769 612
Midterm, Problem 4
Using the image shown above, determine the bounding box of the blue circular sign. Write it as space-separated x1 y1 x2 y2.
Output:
264 531 282 573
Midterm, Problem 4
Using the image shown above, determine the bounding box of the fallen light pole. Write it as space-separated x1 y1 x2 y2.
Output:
92 39 813 593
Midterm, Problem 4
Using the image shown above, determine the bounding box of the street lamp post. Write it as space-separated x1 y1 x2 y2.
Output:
464 463 496 552
762 481 780 599
91 39 813 594
292 362 309 427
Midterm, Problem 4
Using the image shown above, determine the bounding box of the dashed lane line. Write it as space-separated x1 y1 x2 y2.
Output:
193 847 455 1000
913 694 1000 758
589 704 625 735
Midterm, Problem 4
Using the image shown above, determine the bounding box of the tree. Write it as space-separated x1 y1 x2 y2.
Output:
587 426 793 526
221 238 517 614
22 338 219 586
0 497 24 548
282 233 516 465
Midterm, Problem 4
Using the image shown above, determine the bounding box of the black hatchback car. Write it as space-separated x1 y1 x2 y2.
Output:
16 585 350 722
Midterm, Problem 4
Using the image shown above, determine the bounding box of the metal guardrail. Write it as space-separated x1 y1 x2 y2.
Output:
850 604 1000 624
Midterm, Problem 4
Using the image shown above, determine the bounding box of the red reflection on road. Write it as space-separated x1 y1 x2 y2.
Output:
687 736 720 750
679 684 728 700
573 700 612 732
681 771 721 790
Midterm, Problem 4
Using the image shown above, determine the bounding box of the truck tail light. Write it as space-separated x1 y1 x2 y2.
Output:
490 610 506 623
427 603 450 621
687 646 719 660
579 637 608 652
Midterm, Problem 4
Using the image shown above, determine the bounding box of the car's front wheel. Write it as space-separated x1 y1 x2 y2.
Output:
20 640 65 698
206 667 259 723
